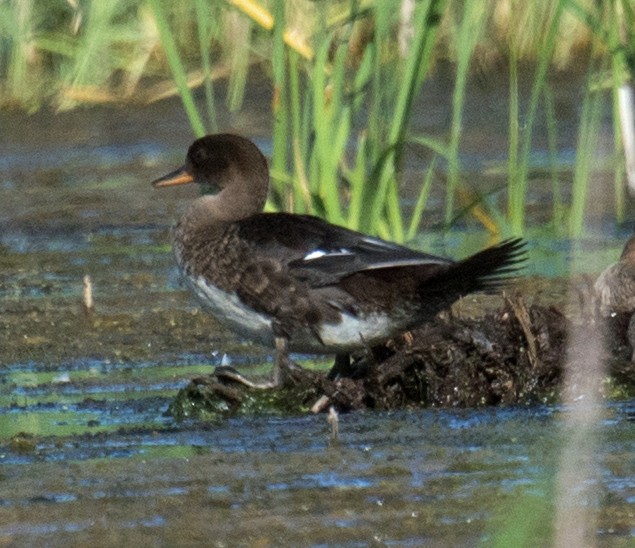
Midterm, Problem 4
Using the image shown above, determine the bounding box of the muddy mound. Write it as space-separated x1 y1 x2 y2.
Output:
169 294 634 418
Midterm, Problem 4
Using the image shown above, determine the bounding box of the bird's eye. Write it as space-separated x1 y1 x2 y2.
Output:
191 146 209 166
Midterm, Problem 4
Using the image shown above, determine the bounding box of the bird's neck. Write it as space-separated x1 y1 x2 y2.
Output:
178 176 267 231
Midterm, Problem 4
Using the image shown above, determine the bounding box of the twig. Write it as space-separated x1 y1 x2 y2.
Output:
82 274 94 315
505 294 538 368
327 405 339 442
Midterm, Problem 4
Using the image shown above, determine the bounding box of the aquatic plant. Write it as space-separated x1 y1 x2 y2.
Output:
0 0 632 238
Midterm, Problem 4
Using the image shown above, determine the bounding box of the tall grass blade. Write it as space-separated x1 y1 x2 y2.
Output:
368 0 447 241
507 49 520 227
406 156 437 241
509 0 566 234
543 84 563 227
225 11 252 113
568 61 603 237
4 0 34 108
58 0 124 109
270 0 289 205
445 0 487 227
147 0 206 137
194 0 218 133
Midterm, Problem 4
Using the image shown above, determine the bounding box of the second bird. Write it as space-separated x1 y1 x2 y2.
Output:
153 134 526 387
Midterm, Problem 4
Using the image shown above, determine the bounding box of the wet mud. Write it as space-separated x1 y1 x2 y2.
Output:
170 289 635 418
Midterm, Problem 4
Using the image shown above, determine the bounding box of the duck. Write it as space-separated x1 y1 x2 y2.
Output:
152 134 526 388
594 235 635 317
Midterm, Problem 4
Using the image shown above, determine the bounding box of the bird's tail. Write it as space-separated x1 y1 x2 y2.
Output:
421 238 527 299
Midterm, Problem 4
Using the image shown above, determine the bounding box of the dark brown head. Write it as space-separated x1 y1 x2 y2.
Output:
152 134 269 221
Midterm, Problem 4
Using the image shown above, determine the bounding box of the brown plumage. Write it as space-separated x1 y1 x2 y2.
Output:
594 236 635 316
153 134 526 387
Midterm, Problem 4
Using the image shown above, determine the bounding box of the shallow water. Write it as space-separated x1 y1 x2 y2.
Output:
1 73 634 545
1 406 634 546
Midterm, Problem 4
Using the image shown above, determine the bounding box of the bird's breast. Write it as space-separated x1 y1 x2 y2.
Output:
188 275 276 347
185 275 398 354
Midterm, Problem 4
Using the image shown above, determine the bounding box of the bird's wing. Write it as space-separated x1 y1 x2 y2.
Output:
237 213 452 287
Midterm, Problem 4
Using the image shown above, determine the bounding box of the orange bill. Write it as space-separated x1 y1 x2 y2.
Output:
151 166 195 187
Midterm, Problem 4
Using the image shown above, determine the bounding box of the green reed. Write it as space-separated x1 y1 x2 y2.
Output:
508 0 566 235
543 84 564 228
1 0 633 239
195 0 219 133
568 56 605 237
148 0 206 136
0 0 35 109
270 0 288 200
564 0 635 235
444 0 487 227
608 0 635 224
373 0 446 240
261 0 447 241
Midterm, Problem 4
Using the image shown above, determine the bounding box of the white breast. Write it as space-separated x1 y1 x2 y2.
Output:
187 275 397 353
189 276 276 347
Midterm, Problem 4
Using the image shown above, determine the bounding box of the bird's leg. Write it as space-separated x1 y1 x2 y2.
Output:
272 336 286 387
327 353 352 380
311 353 355 413
214 336 301 389
213 365 277 389
273 336 303 387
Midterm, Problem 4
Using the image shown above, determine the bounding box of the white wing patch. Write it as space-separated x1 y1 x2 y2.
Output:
360 235 400 249
317 312 394 351
303 248 353 261
190 276 275 346
186 275 396 353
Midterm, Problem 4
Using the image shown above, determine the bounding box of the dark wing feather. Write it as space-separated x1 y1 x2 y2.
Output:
236 212 453 287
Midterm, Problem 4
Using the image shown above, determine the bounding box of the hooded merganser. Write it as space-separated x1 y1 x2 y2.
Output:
153 134 526 388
